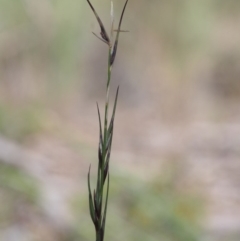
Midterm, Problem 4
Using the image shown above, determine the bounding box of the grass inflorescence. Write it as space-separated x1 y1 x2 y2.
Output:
85 1 129 241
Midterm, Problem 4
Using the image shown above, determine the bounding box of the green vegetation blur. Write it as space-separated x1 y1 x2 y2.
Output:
73 164 204 241
0 0 240 241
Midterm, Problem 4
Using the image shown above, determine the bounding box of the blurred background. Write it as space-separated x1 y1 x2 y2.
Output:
0 0 240 240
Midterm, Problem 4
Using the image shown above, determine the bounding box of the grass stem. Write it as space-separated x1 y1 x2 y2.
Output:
85 1 129 240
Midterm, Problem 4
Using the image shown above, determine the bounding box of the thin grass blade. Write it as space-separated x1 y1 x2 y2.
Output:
101 174 110 241
96 102 104 196
108 86 119 134
105 131 112 153
103 87 119 173
97 103 103 146
103 133 113 184
98 145 103 167
94 189 101 219
88 165 96 224
110 0 129 65
103 161 109 184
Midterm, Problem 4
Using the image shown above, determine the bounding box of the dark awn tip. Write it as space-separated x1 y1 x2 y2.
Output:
86 0 110 44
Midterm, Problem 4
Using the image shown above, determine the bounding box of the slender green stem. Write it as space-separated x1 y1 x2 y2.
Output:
94 46 112 241
100 46 112 220
86 1 129 240
103 47 112 173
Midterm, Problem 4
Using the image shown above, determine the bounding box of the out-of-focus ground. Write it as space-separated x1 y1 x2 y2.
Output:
0 0 240 240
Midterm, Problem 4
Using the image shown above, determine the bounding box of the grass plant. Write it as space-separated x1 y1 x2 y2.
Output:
85 1 129 241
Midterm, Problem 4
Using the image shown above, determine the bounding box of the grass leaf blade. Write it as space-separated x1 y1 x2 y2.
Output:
88 165 96 224
108 86 119 133
110 0 129 65
101 174 110 241
97 103 103 145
